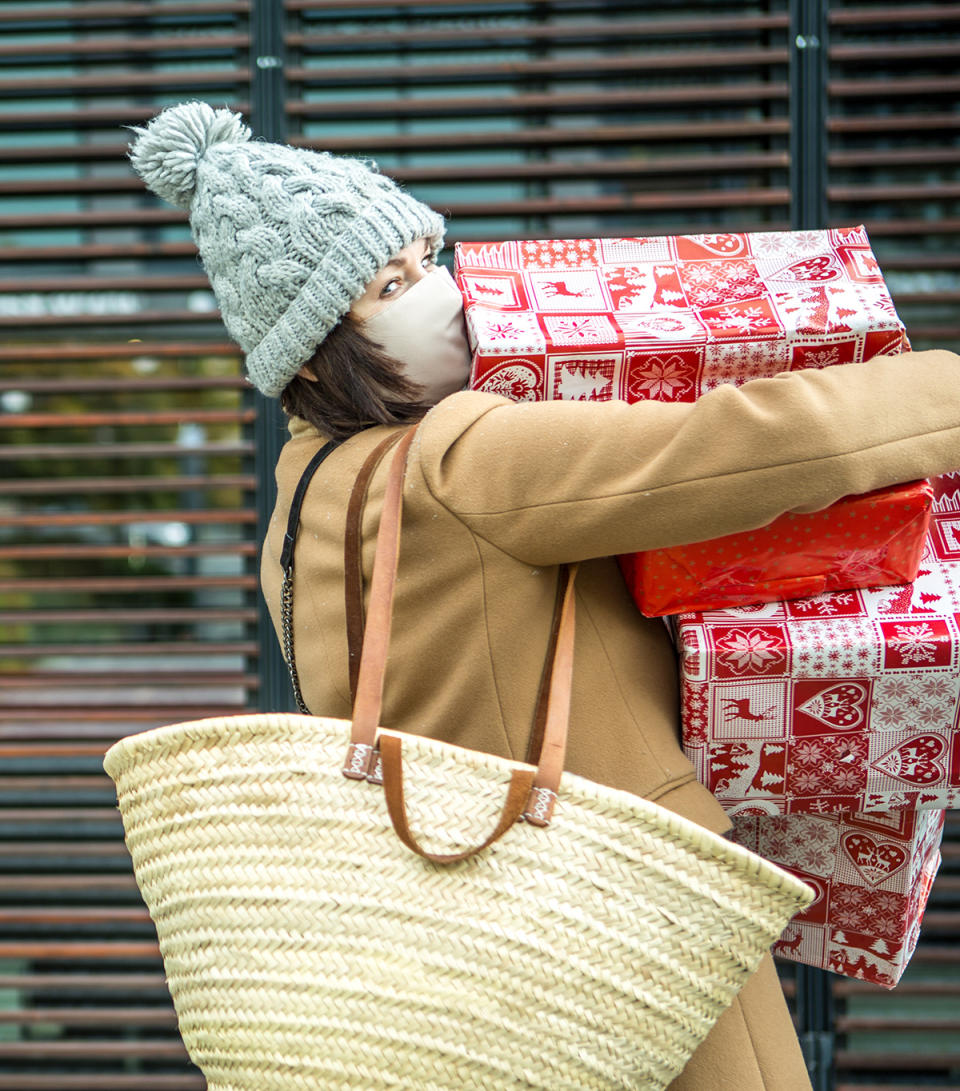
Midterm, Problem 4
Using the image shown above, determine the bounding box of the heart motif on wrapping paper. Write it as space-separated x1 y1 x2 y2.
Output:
685 233 745 257
871 734 947 786
768 255 842 282
841 833 908 886
797 682 868 730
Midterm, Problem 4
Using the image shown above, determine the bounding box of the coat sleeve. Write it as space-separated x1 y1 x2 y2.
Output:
414 349 960 566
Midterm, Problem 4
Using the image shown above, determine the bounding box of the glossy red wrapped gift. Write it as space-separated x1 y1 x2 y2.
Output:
618 480 934 617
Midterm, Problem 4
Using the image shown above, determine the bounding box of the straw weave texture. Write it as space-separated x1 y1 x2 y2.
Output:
104 713 813 1091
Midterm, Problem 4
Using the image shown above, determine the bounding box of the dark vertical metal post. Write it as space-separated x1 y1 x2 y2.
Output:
790 3 835 1087
251 0 295 713
790 0 829 230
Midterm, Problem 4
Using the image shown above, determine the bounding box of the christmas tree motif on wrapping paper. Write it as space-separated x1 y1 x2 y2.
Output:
709 742 785 799
876 570 940 615
556 362 611 401
783 284 858 335
828 930 897 985
606 265 686 311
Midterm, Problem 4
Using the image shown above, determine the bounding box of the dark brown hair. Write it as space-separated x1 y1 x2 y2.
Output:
280 314 428 441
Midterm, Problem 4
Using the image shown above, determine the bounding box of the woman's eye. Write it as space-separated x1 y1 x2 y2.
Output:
421 255 435 269
379 278 402 299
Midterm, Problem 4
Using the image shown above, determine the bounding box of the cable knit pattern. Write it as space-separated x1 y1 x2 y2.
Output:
128 102 445 396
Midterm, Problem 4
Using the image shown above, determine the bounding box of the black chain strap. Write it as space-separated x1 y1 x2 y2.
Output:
278 439 342 714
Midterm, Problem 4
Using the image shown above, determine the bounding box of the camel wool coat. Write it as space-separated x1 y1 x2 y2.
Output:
261 349 960 1089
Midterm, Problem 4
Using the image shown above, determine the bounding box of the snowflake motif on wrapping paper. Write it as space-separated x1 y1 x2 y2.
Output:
792 739 827 767
831 904 869 930
801 346 842 369
630 355 692 399
520 238 598 269
792 769 823 793
790 619 880 678
791 592 856 617
711 304 772 334
890 623 940 665
873 890 906 916
701 340 789 390
832 764 867 793
682 685 708 742
485 319 528 342
832 884 874 914
797 841 837 874
548 316 610 342
715 628 784 674
751 230 825 256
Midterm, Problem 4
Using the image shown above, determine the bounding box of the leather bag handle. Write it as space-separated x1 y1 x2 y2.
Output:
342 425 579 863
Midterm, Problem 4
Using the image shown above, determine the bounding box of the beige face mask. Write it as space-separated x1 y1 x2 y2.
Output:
362 267 472 406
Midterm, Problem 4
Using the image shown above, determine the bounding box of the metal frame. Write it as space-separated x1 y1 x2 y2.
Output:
252 0 297 713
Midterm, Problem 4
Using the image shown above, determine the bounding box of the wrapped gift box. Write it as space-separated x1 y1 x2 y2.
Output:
677 472 960 817
618 480 933 617
731 806 943 988
455 225 908 404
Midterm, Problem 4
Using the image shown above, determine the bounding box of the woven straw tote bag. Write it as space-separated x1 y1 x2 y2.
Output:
104 428 814 1091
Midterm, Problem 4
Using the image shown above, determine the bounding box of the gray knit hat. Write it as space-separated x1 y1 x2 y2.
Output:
128 101 445 397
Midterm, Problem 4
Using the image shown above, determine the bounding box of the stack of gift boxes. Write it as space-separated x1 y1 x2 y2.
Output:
455 226 959 988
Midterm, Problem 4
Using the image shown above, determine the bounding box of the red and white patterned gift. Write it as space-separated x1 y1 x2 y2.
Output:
731 806 943 988
454 226 908 404
618 480 933 617
677 472 960 817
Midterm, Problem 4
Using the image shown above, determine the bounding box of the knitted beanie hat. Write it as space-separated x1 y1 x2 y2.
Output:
128 101 446 397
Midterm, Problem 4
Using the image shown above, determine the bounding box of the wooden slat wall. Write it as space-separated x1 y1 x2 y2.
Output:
0 1 957 1088
287 0 793 240
826 4 960 1087
0 1 251 1085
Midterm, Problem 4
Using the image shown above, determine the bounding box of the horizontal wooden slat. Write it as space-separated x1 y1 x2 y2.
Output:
0 409 253 428
0 908 150 924
287 48 791 85
288 82 791 119
0 69 250 93
830 112 960 135
837 1017 960 1032
836 1051 960 1070
0 545 256 562
830 76 960 97
289 13 790 48
0 33 248 57
0 152 790 197
0 443 252 461
0 1008 176 1027
0 102 249 129
831 42 960 62
0 1041 187 1058
0 941 160 958
1 477 255 497
0 1079 202 1091
0 342 236 360
0 577 256 593
0 274 213 291
1 1 246 20
296 118 794 152
830 3 960 25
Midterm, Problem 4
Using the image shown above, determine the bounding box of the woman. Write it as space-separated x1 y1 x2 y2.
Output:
131 102 960 1091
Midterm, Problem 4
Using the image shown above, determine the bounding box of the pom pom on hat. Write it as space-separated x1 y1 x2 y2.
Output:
127 101 445 396
129 101 251 209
